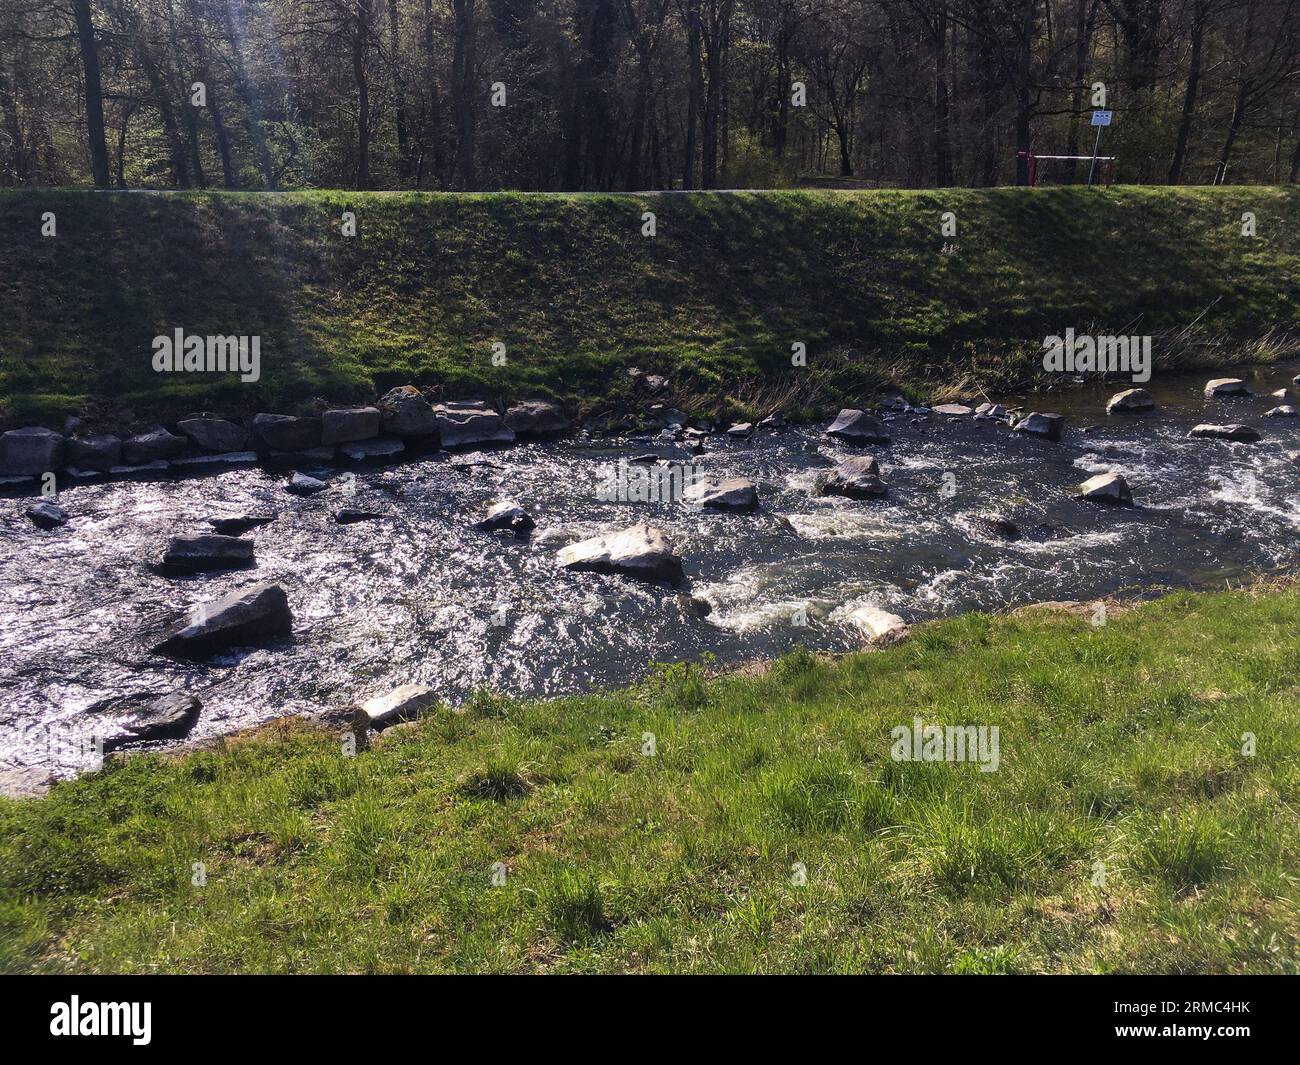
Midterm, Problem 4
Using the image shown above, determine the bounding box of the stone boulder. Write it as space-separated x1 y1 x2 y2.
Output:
322 407 381 445
433 401 516 449
846 604 908 642
1011 411 1065 441
504 399 570 437
826 409 890 445
252 413 322 451
1106 388 1155 414
557 524 683 584
758 411 786 430
1 427 65 475
26 501 68 530
474 500 535 533
160 533 255 573
1264 405 1297 418
177 417 249 452
379 386 439 436
1075 472 1133 506
1188 423 1261 442
334 508 385 524
123 427 186 465
933 402 973 416
814 456 887 499
971 513 1020 540
66 434 122 471
684 477 759 512
1204 378 1250 398
102 693 202 752
287 471 329 495
974 403 1008 419
353 684 439 730
152 582 292 658
210 513 276 536
726 422 753 438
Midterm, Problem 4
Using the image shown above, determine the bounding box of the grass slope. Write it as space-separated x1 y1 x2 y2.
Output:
3 585 1298 974
2 186 1298 427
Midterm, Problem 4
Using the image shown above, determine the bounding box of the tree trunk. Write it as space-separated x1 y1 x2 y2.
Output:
1168 0 1206 185
72 0 111 187
683 0 702 189
451 0 476 190
353 0 372 189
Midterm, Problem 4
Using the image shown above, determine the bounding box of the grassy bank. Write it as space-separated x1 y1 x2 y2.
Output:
3 186 1299 428
2 585 1298 974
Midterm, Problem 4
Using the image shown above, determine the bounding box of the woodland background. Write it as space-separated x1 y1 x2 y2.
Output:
2 1 1299 192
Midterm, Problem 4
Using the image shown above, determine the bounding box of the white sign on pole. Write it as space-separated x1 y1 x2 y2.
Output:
1091 110 1113 127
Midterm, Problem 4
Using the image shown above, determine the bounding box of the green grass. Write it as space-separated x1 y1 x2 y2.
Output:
3 186 1298 426
3 584 1298 974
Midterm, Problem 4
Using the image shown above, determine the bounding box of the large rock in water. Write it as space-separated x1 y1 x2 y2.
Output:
102 693 202 751
210 513 276 536
846 605 908 642
504 399 570 437
1264 405 1297 418
932 402 973 416
321 407 381 445
66 434 122 471
252 413 322 451
1074 472 1133 506
26 501 68 530
1106 388 1155 414
123 427 186 464
1204 378 1250 398
1011 411 1065 441
433 401 516 449
1188 423 1261 442
684 477 759 511
152 582 292 658
474 500 535 533
557 524 684 584
177 416 249 452
815 456 887 499
354 684 438 730
825 409 890 445
378 386 439 436
160 533 255 572
287 471 329 495
1 427 65 474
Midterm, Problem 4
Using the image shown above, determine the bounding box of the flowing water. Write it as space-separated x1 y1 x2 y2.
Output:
3 362 1298 775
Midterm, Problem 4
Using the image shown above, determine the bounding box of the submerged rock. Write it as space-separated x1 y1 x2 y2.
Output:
152 582 292 658
971 513 1020 540
1188 423 1261 442
474 500 535 533
354 684 439 730
335 508 385 524
826 409 890 445
210 513 276 536
1075 472 1133 506
102 693 202 751
287 471 329 495
25 501 68 530
160 533 255 572
815 456 887 500
1204 378 1250 398
339 437 405 461
1106 388 1155 414
557 523 684 584
684 477 759 511
1011 411 1065 441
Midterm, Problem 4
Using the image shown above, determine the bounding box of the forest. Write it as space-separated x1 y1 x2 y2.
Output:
2 2 1299 192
